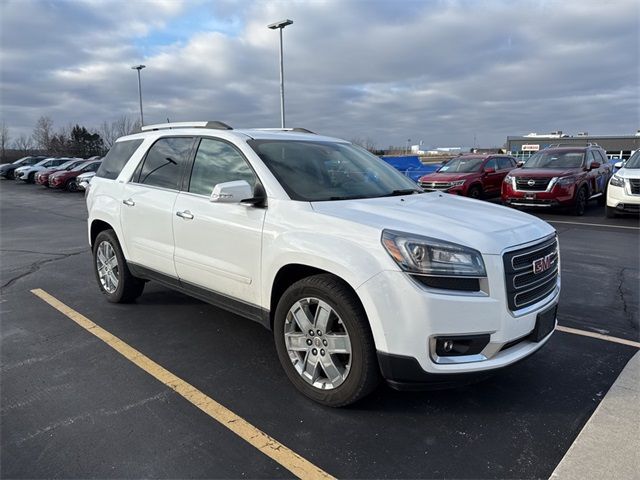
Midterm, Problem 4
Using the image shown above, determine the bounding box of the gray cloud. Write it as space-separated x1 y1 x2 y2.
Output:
1 0 638 148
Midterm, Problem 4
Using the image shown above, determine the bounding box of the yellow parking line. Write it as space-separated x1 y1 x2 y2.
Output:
556 325 640 348
31 288 334 480
547 220 639 230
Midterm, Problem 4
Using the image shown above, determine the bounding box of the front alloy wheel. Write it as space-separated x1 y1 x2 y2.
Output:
284 297 352 390
274 274 379 407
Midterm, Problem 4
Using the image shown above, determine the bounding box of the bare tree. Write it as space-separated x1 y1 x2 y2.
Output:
32 116 54 151
350 136 378 153
0 122 9 162
13 133 34 154
100 115 141 149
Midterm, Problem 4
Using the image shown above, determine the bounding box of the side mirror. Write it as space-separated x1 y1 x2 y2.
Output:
589 161 601 170
484 167 496 174
210 180 253 203
614 161 623 169
516 161 525 167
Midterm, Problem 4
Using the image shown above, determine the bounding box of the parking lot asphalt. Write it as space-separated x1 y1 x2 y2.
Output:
1 180 638 479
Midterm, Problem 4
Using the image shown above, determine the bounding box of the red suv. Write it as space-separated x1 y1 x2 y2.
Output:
49 160 102 192
35 159 86 187
501 145 612 216
418 154 517 199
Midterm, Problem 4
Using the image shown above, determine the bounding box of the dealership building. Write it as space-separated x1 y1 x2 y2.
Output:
506 131 640 160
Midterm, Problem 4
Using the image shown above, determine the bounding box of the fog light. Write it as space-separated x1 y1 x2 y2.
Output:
435 334 490 357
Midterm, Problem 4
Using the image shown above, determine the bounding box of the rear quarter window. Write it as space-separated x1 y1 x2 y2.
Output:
96 139 144 180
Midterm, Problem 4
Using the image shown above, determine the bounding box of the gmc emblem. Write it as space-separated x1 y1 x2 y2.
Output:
533 254 554 274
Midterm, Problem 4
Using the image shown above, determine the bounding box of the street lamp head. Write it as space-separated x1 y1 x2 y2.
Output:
267 19 293 30
131 64 146 71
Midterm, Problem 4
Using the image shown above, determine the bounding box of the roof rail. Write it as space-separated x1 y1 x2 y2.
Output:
545 142 600 148
140 121 233 132
251 127 316 134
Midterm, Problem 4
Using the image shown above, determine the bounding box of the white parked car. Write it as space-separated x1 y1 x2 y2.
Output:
87 121 560 406
77 171 96 191
15 157 76 183
606 151 640 217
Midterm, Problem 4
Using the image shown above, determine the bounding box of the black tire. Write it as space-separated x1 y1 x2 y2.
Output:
574 187 587 216
66 178 79 192
6 170 14 180
467 185 483 200
606 206 617 218
93 229 144 303
27 172 35 184
273 274 380 407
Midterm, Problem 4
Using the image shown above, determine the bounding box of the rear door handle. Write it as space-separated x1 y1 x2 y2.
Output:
176 210 194 220
123 198 135 206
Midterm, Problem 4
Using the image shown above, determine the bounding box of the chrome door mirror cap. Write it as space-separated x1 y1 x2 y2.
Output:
210 180 253 203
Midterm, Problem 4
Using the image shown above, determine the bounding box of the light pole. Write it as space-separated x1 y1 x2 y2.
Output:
267 19 293 128
131 64 146 126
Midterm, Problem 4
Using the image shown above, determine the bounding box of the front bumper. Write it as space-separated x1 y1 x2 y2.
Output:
502 182 576 208
607 183 640 212
356 255 559 386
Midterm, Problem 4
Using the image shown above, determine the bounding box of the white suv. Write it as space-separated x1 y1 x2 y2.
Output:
606 151 640 217
86 121 560 406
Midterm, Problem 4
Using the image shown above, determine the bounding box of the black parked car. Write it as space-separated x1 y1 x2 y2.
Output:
0 156 47 179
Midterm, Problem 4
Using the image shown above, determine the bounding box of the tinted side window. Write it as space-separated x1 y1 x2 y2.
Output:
485 158 498 170
96 139 144 180
498 157 514 170
139 137 194 190
188 138 257 196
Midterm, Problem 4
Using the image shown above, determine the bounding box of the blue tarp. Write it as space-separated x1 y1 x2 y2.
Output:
380 155 441 182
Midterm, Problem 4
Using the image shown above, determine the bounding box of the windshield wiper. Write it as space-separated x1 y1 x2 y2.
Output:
381 188 424 197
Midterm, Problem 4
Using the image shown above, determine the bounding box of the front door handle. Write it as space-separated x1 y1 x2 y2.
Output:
176 210 194 220
123 198 135 206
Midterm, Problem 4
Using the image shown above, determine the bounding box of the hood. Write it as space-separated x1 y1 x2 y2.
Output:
616 167 640 180
0 163 11 170
311 193 555 255
420 171 479 182
511 167 581 178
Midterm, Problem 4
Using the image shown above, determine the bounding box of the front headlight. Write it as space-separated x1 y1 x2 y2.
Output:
381 230 486 277
450 180 466 187
556 176 577 186
610 175 624 188
503 174 513 183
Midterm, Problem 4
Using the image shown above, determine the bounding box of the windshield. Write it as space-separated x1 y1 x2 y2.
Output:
57 160 78 170
13 157 30 164
437 157 483 173
523 150 584 169
624 150 640 169
248 140 420 201
72 162 92 172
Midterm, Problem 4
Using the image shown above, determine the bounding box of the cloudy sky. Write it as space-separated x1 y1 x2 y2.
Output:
1 0 638 148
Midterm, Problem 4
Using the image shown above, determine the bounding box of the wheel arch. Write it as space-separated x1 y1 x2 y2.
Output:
269 263 368 331
90 219 116 248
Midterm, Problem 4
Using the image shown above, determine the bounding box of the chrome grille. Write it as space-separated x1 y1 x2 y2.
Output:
515 177 552 191
503 236 559 311
629 178 640 195
420 181 452 190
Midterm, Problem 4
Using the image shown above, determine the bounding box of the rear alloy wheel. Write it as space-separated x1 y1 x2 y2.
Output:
574 187 587 216
274 274 379 407
93 229 144 303
66 178 78 192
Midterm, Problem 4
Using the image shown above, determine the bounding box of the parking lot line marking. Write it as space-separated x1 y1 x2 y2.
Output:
556 325 640 348
546 220 640 230
30 288 334 480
